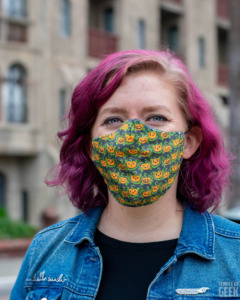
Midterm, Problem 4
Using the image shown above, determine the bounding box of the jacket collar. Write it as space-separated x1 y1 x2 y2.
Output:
64 204 215 260
64 206 104 246
175 205 215 260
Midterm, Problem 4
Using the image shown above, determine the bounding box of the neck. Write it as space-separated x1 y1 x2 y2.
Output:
97 191 184 243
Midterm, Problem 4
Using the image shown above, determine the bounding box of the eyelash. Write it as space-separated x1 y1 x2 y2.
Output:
147 115 168 122
103 115 169 125
103 117 122 125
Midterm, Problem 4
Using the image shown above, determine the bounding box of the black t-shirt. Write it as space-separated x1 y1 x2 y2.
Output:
95 229 178 300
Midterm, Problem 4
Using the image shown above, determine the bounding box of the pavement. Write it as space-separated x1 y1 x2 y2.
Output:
0 256 24 300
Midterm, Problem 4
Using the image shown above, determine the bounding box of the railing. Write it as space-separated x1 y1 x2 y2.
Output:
218 63 229 86
216 0 230 19
162 0 183 4
88 28 118 59
7 21 27 42
0 18 28 43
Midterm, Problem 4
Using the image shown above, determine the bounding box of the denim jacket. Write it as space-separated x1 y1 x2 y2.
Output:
11 205 240 299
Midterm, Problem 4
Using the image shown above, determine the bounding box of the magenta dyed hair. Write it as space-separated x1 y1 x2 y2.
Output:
46 49 231 213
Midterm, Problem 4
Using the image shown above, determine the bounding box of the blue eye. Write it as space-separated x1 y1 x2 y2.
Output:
103 117 122 125
148 115 168 122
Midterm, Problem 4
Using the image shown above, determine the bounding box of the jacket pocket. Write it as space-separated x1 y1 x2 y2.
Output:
26 288 62 300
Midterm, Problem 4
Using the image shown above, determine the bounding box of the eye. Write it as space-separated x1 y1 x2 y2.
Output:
103 117 123 125
147 115 168 122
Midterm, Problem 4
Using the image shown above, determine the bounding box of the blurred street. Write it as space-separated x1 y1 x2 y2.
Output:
0 256 23 300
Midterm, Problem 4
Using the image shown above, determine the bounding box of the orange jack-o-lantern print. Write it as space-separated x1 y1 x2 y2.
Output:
92 119 185 207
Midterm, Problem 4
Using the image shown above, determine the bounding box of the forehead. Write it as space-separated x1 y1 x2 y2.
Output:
99 70 179 112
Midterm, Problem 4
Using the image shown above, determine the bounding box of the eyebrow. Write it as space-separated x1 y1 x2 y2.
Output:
100 107 128 115
100 105 172 115
141 105 172 114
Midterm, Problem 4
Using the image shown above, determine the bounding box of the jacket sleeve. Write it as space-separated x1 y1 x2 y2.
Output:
10 237 36 299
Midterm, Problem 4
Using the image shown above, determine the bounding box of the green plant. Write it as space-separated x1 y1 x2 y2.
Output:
0 207 7 218
0 207 37 239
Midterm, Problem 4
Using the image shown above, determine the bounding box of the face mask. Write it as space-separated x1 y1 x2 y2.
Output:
92 119 185 207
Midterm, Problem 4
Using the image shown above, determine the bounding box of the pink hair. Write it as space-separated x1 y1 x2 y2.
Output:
46 49 232 213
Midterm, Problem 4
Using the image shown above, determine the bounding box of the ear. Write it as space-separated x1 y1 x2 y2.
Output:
183 126 203 159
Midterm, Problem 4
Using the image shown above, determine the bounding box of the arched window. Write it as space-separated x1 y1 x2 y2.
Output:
6 64 27 123
4 0 27 18
61 0 71 36
0 172 6 209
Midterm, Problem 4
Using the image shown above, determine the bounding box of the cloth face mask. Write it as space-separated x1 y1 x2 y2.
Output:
92 119 185 207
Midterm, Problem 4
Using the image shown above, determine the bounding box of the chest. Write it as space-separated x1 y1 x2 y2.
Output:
24 245 240 299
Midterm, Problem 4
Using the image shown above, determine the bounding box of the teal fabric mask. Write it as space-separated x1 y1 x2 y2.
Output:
92 119 185 207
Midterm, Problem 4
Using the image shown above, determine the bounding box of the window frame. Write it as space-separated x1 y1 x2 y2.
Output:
5 64 27 123
61 0 71 37
198 36 206 68
138 19 146 49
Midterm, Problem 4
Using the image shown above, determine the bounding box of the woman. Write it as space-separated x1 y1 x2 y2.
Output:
11 50 240 299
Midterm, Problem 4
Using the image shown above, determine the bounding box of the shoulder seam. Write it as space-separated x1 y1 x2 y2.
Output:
214 226 240 239
36 216 82 236
211 214 240 238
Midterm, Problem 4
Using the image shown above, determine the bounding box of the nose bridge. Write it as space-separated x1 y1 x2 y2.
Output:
128 119 135 135
125 118 142 136
128 111 139 120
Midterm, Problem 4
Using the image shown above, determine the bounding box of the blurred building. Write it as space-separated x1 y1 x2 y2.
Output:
0 0 231 227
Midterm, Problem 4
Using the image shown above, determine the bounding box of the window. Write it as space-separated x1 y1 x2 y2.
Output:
220 95 228 106
7 23 27 42
5 64 27 123
198 37 206 68
138 20 145 49
61 0 71 36
0 172 6 209
22 190 28 222
59 89 66 119
218 28 228 64
4 0 27 18
168 25 179 53
104 7 114 33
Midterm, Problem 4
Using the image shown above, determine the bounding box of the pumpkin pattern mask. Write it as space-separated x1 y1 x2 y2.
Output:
92 119 185 207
